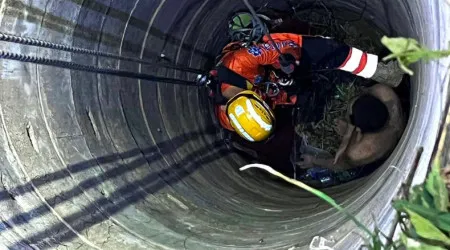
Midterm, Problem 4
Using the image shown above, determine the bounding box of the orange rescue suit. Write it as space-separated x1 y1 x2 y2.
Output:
216 34 303 131
220 33 303 93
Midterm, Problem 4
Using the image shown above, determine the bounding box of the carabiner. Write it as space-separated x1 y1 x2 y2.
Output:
264 82 280 97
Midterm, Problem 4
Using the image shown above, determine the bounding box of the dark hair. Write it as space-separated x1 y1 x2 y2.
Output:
351 95 389 133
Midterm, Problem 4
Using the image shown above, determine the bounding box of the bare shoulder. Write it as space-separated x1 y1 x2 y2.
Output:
346 141 373 164
367 84 397 99
363 84 402 109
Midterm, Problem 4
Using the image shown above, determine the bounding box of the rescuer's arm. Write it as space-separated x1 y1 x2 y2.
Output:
263 34 401 84
301 36 379 78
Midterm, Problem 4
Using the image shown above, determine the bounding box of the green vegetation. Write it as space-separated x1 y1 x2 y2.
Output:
381 37 450 75
394 158 450 249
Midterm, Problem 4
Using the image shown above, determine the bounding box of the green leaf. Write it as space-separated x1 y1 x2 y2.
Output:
405 209 450 245
371 237 383 250
381 37 421 66
400 234 445 250
425 159 449 212
381 37 421 54
422 50 450 60
381 36 450 76
410 185 435 209
371 227 383 250
393 200 450 233
397 60 414 75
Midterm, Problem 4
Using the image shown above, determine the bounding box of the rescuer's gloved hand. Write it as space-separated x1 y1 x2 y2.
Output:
371 60 404 87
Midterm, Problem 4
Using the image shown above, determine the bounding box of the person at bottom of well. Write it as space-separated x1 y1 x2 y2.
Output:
297 83 406 171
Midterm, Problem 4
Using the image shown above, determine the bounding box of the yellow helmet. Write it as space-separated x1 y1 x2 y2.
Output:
226 91 275 142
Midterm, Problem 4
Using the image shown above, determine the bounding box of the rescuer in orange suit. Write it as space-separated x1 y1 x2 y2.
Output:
204 12 404 176
215 32 403 137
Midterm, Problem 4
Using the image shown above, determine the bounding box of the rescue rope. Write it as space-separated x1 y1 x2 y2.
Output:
0 50 198 86
241 0 289 65
0 32 205 74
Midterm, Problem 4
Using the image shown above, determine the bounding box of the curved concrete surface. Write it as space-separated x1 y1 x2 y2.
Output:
0 0 449 249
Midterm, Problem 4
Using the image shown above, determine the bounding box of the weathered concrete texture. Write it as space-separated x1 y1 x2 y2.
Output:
0 0 448 249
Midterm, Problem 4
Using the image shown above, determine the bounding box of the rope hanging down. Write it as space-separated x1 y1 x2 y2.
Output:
0 50 198 86
0 32 205 74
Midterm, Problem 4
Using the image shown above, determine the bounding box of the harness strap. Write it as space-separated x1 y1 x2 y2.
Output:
217 65 253 90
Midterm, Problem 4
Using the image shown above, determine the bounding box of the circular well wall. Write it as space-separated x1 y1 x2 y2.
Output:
0 0 448 249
